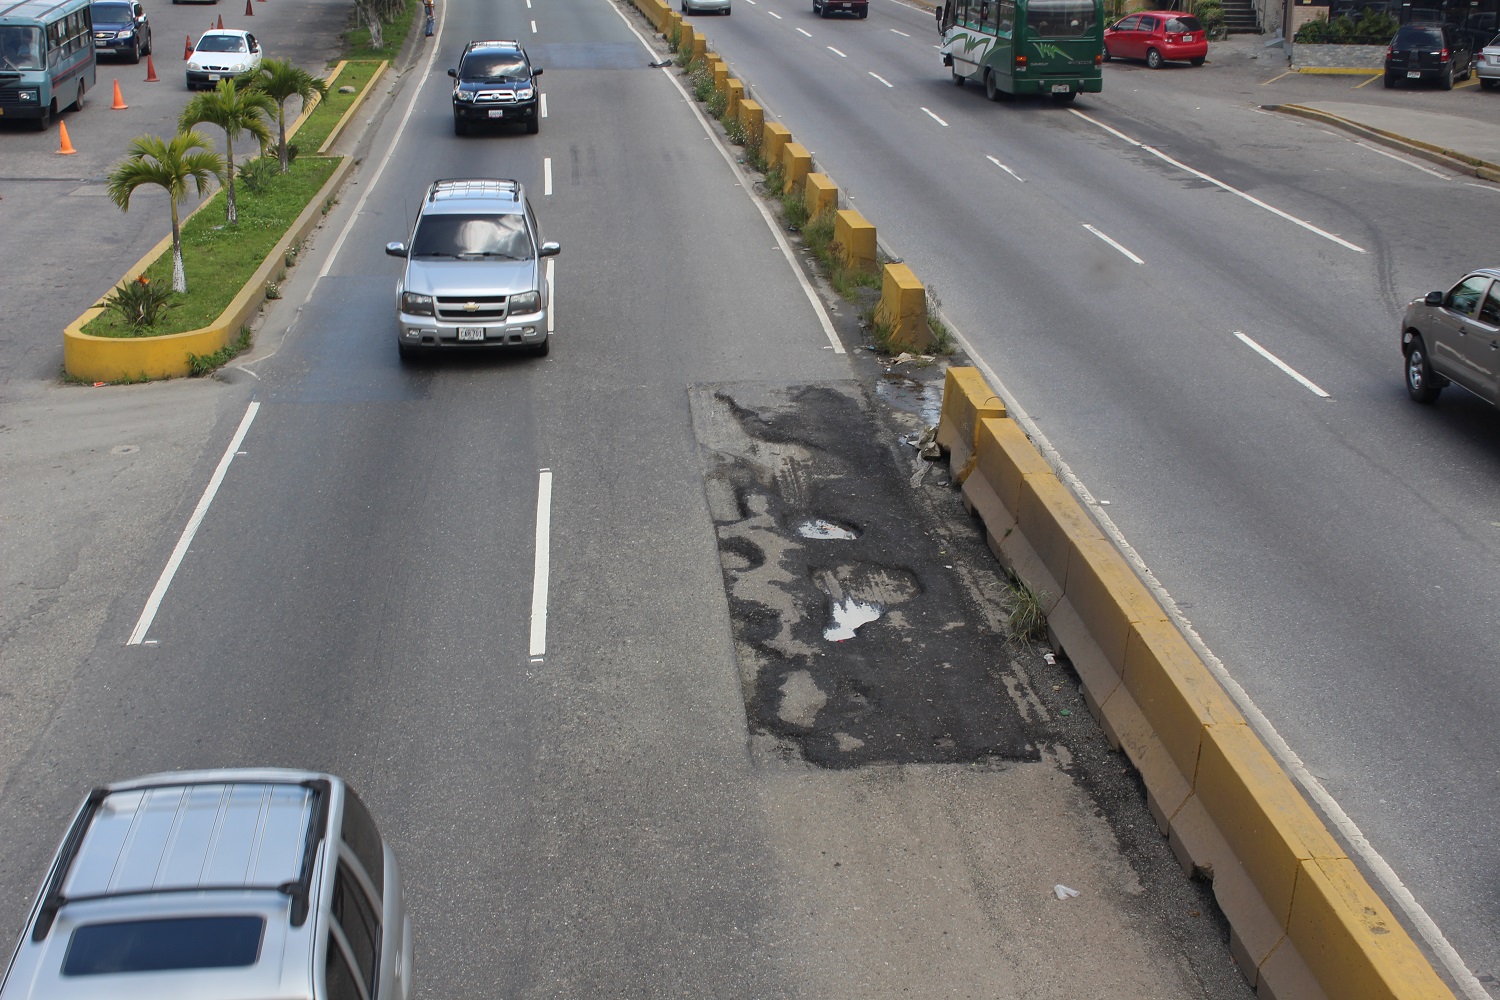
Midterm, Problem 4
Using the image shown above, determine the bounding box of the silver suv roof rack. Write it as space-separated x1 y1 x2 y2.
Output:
427 178 523 202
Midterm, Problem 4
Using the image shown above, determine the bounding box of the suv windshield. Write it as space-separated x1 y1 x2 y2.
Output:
460 54 528 81
91 2 133 22
1026 0 1096 36
411 214 532 259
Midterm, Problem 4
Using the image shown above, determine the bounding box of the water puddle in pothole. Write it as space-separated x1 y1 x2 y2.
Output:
797 518 860 541
875 373 944 426
824 598 883 641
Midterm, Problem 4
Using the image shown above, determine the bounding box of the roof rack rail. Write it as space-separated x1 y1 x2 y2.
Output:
31 787 107 942
427 178 523 202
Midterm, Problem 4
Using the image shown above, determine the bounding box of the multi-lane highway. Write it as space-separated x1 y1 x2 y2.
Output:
695 1 1500 990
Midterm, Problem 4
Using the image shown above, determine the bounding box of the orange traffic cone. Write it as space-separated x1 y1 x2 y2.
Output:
56 121 77 155
144 54 158 81
244 0 253 14
184 34 193 58
111 79 128 109
215 14 223 28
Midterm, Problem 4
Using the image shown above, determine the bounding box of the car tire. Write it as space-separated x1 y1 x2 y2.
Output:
143 32 151 56
858 6 867 15
1146 47 1163 69
1404 334 1442 403
532 337 550 357
723 5 730 12
1052 91 1077 103
127 40 140 63
1102 44 1112 61
1383 71 1396 88
453 116 467 136
527 116 539 134
398 342 419 363
1441 64 1453 89
1483 78 1497 90
1189 55 1204 66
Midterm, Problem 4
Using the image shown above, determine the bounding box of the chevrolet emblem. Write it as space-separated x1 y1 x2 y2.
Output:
464 302 479 312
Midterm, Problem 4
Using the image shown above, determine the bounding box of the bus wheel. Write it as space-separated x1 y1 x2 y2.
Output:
69 81 85 112
952 66 964 86
1052 91 1077 104
984 70 1000 101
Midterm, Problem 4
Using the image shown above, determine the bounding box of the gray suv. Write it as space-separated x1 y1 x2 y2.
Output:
1402 267 1500 406
385 178 560 359
0 769 411 1000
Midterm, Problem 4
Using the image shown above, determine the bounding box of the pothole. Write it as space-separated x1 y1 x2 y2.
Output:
796 518 860 540
875 372 943 426
824 598 883 641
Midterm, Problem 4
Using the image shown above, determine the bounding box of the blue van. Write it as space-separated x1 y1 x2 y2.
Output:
0 0 97 129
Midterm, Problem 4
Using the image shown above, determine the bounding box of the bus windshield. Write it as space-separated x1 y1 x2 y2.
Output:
1026 0 1096 36
0 25 44 70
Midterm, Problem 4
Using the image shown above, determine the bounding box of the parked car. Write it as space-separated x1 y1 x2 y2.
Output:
681 0 730 14
90 0 150 63
1401 267 1500 406
1103 11 1208 67
385 178 560 359
186 29 262 89
1478 31 1500 88
1384 21 1473 88
449 39 541 135
813 0 868 18
0 769 411 1000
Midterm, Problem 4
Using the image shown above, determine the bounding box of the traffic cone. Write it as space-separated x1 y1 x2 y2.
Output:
111 79 128 109
215 14 223 28
244 0 253 14
184 34 193 58
144 54 158 81
56 121 77 155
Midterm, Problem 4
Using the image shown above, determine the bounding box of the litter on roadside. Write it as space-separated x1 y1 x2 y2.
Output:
1053 884 1080 900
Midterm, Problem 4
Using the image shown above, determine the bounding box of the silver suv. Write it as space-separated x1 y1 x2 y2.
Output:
0 769 411 1000
1401 267 1500 407
384 178 560 360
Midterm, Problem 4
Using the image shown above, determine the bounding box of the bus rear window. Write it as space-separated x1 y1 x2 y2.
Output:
62 916 266 976
1026 0 1096 36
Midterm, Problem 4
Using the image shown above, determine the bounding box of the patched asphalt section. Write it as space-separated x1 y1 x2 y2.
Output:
691 381 1037 769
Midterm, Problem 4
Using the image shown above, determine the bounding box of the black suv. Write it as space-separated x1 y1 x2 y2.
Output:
1384 22 1473 89
449 40 542 136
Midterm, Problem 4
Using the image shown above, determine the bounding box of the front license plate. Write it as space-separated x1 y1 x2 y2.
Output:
487 109 504 118
1051 83 1070 93
209 73 221 81
1407 70 1421 78
458 327 485 341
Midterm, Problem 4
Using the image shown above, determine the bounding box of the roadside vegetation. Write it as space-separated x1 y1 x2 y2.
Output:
1293 6 1398 43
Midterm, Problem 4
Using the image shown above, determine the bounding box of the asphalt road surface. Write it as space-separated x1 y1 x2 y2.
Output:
0 0 1263 996
693 1 1500 993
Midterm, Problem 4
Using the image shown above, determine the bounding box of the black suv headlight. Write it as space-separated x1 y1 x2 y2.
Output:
454 88 474 102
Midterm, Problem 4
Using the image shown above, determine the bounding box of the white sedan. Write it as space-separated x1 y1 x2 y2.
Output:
186 29 263 89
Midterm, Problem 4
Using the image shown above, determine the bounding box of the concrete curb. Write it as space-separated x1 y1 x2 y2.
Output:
63 156 355 382
938 368 1458 1000
1271 103 1500 182
60 60 387 383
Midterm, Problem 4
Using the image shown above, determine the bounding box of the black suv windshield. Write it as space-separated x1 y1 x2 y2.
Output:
460 54 528 81
412 214 533 259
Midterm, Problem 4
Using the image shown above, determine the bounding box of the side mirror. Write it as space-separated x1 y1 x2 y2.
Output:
385 242 408 258
533 66 543 76
1424 291 1443 306
539 242 560 258
447 68 457 78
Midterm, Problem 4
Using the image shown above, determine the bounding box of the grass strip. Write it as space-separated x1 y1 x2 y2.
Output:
84 155 341 339
342 0 416 63
291 59 383 152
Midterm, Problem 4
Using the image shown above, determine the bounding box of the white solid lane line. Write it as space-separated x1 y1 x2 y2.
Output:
546 258 555 335
128 402 261 645
531 19 537 32
921 107 949 126
828 46 847 56
541 92 548 118
1069 109 1367 254
544 156 552 196
986 154 1022 181
1234 332 1331 398
869 71 893 87
1083 224 1143 264
530 469 554 658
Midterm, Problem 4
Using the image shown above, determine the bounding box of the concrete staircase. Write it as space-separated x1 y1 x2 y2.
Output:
1219 0 1262 32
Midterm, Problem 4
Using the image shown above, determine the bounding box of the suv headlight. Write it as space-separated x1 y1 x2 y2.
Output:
516 85 534 99
454 88 474 102
117 27 133 37
509 291 540 314
401 291 434 315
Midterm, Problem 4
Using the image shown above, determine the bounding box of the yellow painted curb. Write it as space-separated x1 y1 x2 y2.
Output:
1294 67 1381 74
315 60 388 155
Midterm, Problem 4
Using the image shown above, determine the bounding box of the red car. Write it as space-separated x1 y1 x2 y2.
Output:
1103 11 1208 67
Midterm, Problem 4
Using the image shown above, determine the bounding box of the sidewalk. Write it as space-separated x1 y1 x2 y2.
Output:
1273 100 1500 179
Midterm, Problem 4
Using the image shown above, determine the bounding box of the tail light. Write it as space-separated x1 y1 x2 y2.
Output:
1015 53 1028 68
1094 52 1103 65
1439 47 1450 62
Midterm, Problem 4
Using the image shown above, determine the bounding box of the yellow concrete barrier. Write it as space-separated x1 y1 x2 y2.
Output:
937 366 1004 481
833 209 875 273
872 262 929 353
737 99 764 150
679 24 696 56
64 157 355 382
762 122 791 172
690 35 708 63
712 60 728 93
725 78 744 119
780 142 811 194
804 172 837 219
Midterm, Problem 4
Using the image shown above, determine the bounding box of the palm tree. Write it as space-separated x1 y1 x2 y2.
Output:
106 131 225 293
179 79 276 224
252 59 328 173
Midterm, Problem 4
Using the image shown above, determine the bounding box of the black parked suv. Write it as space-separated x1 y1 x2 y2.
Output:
449 39 542 136
1384 22 1473 89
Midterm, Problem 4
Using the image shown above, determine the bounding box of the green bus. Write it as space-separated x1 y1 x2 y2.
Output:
0 0 96 129
938 0 1103 103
